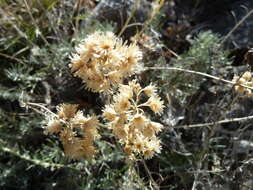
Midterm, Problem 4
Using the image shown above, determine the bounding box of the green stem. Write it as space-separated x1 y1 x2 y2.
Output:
0 144 81 172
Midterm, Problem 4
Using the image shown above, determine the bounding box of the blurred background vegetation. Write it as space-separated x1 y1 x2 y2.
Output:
1 0 253 189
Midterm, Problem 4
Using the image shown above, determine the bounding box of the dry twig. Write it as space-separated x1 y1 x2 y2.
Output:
145 66 253 90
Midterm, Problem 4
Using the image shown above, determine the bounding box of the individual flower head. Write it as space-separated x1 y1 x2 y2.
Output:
45 119 62 135
118 84 133 99
93 32 117 56
131 113 147 131
143 123 155 137
72 112 99 139
113 93 131 112
128 80 142 94
133 134 146 153
81 139 97 160
103 80 164 160
143 137 161 160
102 105 117 121
109 114 128 140
69 31 143 92
232 71 253 96
119 43 143 75
57 104 78 120
143 83 157 97
146 95 165 115
61 134 85 160
143 148 155 160
148 121 164 133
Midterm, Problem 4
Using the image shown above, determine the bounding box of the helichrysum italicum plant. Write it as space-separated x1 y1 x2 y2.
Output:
102 80 164 160
43 31 165 161
232 71 253 96
69 31 143 92
45 104 99 160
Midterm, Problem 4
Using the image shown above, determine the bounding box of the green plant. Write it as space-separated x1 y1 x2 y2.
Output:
151 31 231 103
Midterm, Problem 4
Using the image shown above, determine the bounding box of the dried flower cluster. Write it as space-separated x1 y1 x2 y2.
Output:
69 31 143 92
45 104 99 160
103 80 165 159
44 32 166 161
232 71 253 96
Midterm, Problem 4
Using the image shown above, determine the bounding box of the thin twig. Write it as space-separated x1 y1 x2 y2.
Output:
221 8 253 45
23 0 49 45
165 48 182 60
141 159 159 190
21 101 69 126
23 102 57 117
118 0 140 37
145 66 253 90
135 0 164 39
73 0 82 34
0 52 24 63
175 114 253 129
124 22 144 29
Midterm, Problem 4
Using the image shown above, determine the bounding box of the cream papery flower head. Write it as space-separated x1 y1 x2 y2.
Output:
45 104 99 160
102 105 117 121
102 80 164 160
232 71 253 96
57 104 78 120
69 31 143 92
143 83 157 97
146 95 165 115
45 119 62 135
